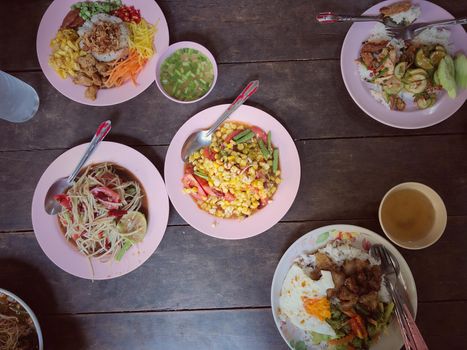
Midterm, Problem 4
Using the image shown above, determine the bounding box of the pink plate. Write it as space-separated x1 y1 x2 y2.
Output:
341 0 467 129
31 141 169 279
165 104 301 239
36 0 169 106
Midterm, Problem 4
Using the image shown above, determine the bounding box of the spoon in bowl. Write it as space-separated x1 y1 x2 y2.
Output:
44 120 112 215
181 80 259 162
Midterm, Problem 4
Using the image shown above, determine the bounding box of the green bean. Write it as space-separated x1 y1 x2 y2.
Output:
272 148 279 173
235 131 255 144
233 129 252 141
258 139 270 159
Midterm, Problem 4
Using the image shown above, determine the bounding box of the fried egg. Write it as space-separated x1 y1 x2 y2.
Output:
279 264 336 336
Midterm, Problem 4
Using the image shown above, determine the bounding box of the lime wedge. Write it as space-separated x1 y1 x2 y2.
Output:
118 211 147 243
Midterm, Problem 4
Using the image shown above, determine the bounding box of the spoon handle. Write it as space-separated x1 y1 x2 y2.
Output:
206 80 259 136
316 12 380 24
66 120 112 184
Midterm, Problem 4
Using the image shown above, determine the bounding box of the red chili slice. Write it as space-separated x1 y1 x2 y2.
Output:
108 209 128 218
54 194 72 210
250 126 268 143
203 147 216 161
225 130 242 143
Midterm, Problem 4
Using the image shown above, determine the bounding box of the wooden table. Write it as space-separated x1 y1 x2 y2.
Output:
1 1 466 349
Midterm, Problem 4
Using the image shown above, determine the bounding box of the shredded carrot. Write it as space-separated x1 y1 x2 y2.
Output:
105 49 147 88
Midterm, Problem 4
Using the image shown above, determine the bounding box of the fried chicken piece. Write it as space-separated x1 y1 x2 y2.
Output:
315 252 335 270
359 291 379 311
338 286 358 303
389 95 406 111
331 269 346 290
380 1 412 17
327 288 338 299
344 276 360 294
77 55 97 70
367 265 383 291
73 73 93 87
308 268 322 281
85 85 99 101
343 259 370 276
96 62 112 77
361 41 389 53
91 73 103 87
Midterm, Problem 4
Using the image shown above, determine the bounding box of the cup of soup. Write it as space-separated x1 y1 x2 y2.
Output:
379 182 447 249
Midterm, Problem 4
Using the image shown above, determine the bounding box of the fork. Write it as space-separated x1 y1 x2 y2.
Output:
373 245 429 350
386 16 467 40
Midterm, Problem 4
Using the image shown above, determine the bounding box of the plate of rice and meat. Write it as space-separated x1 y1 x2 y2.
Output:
271 225 417 350
164 104 301 239
341 0 467 129
31 141 169 279
37 0 169 105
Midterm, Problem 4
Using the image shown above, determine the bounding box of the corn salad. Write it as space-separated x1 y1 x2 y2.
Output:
183 121 281 219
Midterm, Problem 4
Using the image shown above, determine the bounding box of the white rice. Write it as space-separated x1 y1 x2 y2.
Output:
318 242 380 266
414 27 451 51
370 88 390 110
357 62 373 80
367 24 406 58
389 5 421 24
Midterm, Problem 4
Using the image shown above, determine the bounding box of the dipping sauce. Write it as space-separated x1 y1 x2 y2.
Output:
380 188 435 243
160 48 214 101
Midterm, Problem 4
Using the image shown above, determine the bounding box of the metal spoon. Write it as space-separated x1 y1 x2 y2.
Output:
180 80 259 161
316 12 407 28
44 120 112 215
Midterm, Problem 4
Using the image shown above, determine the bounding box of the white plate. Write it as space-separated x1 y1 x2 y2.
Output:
271 224 418 350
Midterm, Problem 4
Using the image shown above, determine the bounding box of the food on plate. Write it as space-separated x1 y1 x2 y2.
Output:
357 1 466 111
0 293 39 350
183 121 281 219
279 241 394 350
160 48 214 101
54 162 148 261
49 0 157 100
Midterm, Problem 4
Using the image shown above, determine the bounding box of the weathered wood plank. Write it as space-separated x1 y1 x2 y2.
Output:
1 217 465 315
37 302 467 350
1 0 465 71
2 62 467 152
2 135 467 231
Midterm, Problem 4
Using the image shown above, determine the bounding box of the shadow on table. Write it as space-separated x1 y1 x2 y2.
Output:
0 258 86 350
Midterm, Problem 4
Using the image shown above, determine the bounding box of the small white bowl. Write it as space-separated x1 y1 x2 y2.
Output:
155 41 218 104
0 288 44 349
378 182 447 250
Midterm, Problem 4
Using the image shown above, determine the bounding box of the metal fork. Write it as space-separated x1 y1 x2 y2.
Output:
386 16 467 40
373 245 429 350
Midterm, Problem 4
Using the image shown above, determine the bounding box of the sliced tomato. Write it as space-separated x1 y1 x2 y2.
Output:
71 233 80 241
185 164 194 175
225 130 242 143
224 192 236 202
259 197 269 209
108 209 128 218
182 174 207 198
91 186 121 203
251 126 268 143
203 147 216 161
194 175 223 198
54 194 72 210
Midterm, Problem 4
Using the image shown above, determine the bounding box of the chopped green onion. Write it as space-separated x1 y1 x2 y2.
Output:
258 139 270 159
233 129 252 141
267 131 272 152
272 149 279 173
235 131 255 144
115 240 133 261
194 170 209 180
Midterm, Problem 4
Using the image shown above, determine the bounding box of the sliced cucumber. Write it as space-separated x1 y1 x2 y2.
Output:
394 62 407 80
454 53 467 89
415 49 434 70
433 69 440 85
415 95 433 109
438 56 457 98
383 77 403 95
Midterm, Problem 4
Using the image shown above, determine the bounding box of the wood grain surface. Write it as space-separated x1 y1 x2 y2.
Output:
0 0 466 349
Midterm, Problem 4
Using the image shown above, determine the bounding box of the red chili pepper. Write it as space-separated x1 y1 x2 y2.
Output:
349 315 368 339
203 147 216 161
112 5 141 23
